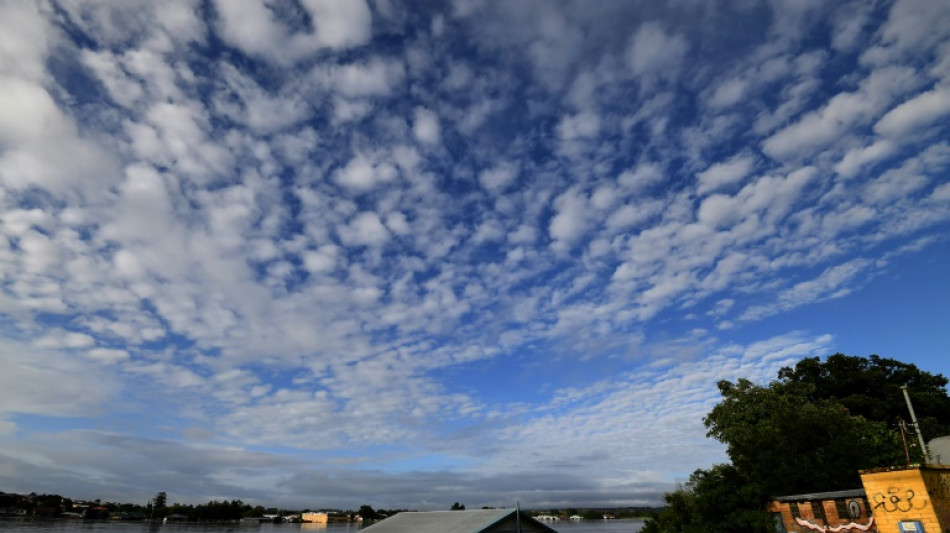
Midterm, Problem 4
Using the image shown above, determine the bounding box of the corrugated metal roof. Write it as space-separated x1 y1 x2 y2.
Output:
360 509 557 533
773 488 866 502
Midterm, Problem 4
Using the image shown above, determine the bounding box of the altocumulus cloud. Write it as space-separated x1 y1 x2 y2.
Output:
1 0 949 511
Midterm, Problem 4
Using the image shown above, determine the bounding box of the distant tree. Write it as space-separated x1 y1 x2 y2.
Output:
151 492 168 520
450 502 465 511
358 505 377 520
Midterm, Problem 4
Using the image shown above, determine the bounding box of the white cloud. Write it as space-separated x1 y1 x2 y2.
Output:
328 58 405 98
479 163 519 192
413 106 441 146
2 0 950 511
0 340 120 417
0 2 50 82
696 155 756 195
557 111 601 141
35 329 96 349
625 22 689 81
618 163 664 192
549 187 590 249
742 259 871 321
874 86 950 139
763 66 920 159
213 0 371 63
88 348 131 364
341 212 391 247
708 77 748 109
334 153 398 192
835 140 897 178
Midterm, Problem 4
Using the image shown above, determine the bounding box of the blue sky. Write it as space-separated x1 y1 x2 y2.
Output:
1 0 949 511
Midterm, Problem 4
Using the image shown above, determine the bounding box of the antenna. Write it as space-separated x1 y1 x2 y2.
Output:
902 385 931 464
516 501 522 533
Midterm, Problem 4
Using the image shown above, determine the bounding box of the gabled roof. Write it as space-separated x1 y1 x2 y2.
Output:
361 509 558 533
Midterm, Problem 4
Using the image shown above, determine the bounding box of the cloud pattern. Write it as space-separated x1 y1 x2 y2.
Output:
1 0 949 510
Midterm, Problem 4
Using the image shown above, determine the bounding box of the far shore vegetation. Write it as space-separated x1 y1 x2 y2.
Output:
0 490 657 523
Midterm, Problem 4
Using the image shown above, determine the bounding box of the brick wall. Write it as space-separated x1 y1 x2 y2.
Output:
767 496 874 532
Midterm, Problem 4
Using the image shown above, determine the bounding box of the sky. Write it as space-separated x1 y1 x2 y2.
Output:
1 0 950 512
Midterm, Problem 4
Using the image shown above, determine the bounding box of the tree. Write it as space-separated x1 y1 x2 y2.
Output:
358 505 377 520
641 465 770 533
450 502 465 511
151 492 168 520
704 378 904 495
778 353 950 456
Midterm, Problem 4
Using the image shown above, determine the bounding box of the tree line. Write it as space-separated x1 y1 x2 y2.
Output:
642 353 950 532
0 490 406 522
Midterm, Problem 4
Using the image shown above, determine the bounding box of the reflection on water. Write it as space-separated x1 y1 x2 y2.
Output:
0 518 642 533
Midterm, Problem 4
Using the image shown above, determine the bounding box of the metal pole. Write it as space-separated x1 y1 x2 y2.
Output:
898 420 911 466
901 386 931 464
516 501 522 533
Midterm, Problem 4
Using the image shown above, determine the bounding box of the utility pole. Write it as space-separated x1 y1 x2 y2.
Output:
902 385 931 464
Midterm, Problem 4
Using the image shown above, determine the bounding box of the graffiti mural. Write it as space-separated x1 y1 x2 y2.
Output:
794 517 875 532
872 487 929 513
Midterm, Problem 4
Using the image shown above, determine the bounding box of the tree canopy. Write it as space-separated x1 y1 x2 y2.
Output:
704 378 904 495
777 353 950 444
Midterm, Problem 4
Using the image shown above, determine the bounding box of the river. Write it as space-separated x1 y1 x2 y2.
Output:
0 518 644 533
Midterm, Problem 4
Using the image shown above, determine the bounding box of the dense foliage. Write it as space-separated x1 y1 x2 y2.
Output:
642 353 949 533
778 354 950 446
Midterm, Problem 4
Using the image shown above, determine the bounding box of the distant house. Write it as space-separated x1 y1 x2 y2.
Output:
301 511 328 524
360 509 558 533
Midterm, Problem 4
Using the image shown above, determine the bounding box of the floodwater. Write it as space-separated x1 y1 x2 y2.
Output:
0 518 644 533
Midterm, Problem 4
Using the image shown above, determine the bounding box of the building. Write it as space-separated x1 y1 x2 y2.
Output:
360 509 558 533
301 511 328 524
768 464 950 532
859 464 950 533
768 488 875 532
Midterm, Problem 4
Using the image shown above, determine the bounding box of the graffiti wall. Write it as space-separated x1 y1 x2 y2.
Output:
768 492 876 533
859 465 950 533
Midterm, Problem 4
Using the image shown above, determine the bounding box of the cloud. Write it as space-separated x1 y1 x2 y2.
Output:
413 107 441 146
549 187 590 250
2 0 950 511
334 153 398 191
625 22 689 82
213 0 372 64
0 339 121 417
874 86 950 139
696 155 756 195
557 111 601 141
340 212 391 247
479 163 519 192
762 66 920 159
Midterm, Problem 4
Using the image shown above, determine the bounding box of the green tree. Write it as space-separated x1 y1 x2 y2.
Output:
450 502 465 511
778 353 950 456
704 378 904 495
641 465 770 533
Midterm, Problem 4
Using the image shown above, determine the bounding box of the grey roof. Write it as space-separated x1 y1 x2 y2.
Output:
773 489 866 502
360 509 558 533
